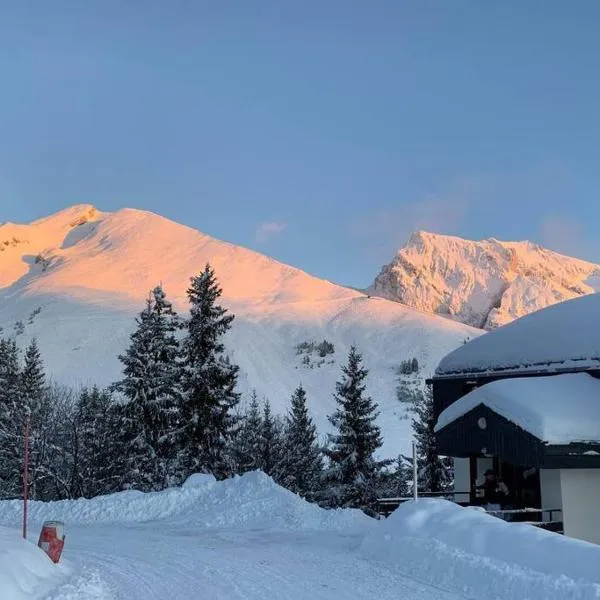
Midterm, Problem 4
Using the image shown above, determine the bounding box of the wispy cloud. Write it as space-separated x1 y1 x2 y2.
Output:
349 176 480 262
255 221 286 244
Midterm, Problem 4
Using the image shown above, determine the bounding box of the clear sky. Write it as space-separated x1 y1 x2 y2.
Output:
1 1 599 287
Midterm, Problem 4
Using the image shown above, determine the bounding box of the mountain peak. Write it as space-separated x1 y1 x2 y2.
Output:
370 232 600 330
31 203 102 228
0 203 477 459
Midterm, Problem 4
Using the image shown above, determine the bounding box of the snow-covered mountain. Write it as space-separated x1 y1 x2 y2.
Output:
369 230 600 330
0 205 478 457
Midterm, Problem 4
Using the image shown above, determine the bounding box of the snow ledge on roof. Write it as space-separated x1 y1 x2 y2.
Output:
436 293 600 377
434 373 600 445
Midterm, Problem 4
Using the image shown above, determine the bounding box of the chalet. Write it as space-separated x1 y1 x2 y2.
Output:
431 292 600 545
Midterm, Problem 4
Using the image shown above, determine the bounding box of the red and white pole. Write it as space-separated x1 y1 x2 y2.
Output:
23 414 30 540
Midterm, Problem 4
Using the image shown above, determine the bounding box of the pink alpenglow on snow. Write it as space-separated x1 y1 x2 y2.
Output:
370 230 600 330
0 204 478 458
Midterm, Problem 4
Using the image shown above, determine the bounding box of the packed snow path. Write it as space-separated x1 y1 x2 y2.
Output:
39 523 469 600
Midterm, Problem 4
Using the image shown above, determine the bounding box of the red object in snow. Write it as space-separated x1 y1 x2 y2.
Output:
38 521 65 563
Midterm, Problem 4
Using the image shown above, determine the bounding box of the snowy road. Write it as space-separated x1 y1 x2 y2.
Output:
6 473 597 600
41 523 470 600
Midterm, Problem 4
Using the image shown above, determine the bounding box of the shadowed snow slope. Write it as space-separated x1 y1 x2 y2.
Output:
0 471 370 533
0 205 479 457
370 230 600 329
360 499 600 600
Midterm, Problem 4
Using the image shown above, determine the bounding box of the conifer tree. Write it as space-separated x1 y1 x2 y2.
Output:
412 385 452 493
378 454 411 499
279 385 323 500
179 264 240 479
259 400 283 478
324 346 387 512
0 338 23 498
71 386 121 498
20 339 49 499
112 285 182 491
230 390 263 473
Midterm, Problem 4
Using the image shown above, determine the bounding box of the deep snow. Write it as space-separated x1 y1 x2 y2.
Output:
435 373 600 444
0 527 66 600
361 499 600 600
1 473 599 599
437 292 600 377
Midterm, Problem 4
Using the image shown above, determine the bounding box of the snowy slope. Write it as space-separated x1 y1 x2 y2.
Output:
0 205 478 457
369 230 600 329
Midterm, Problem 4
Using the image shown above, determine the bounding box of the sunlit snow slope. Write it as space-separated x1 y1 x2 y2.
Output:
0 205 478 456
370 230 600 329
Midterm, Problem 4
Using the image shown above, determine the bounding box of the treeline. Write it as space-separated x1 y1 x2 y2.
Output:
0 264 451 513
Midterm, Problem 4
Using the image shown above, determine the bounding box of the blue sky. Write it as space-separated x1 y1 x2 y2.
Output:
1 2 599 287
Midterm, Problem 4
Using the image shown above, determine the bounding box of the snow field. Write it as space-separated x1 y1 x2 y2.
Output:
360 499 600 600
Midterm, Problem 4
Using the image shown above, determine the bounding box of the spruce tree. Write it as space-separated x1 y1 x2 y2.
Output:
21 339 49 499
179 264 240 479
230 390 263 473
0 338 23 498
112 285 182 491
259 400 283 479
280 385 323 500
72 386 121 498
324 346 388 512
412 384 452 493
378 454 411 499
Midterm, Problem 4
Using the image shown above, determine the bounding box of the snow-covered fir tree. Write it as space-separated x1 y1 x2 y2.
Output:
378 454 411 499
259 399 283 479
72 386 122 498
112 285 182 491
412 384 453 493
0 338 24 499
229 390 263 473
279 385 323 501
179 264 240 480
20 339 50 499
324 346 388 513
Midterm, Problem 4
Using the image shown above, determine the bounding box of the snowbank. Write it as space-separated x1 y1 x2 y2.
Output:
0 472 369 534
361 499 600 600
174 471 371 532
435 372 600 444
0 526 64 600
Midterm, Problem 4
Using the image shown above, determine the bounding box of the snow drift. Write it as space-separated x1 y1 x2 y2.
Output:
0 471 370 533
0 526 63 600
361 499 600 600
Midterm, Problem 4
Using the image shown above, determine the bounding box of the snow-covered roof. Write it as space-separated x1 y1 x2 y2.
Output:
434 373 600 445
436 293 600 377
